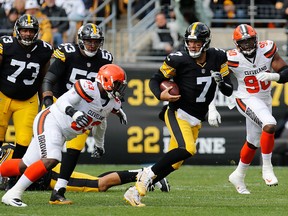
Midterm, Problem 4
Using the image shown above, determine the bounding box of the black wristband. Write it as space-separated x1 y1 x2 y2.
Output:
65 106 77 117
43 96 53 108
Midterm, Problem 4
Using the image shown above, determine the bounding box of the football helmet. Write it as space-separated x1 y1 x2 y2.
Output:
96 64 127 99
78 23 104 57
233 24 257 57
14 14 39 46
184 22 211 58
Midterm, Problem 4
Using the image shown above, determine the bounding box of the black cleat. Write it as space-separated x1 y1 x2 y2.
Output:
49 188 73 205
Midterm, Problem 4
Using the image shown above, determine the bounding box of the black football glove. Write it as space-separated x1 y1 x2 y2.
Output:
72 111 89 127
91 146 105 158
43 95 53 108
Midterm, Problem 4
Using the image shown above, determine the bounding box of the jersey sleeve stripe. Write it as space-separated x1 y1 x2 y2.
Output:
264 43 277 58
228 60 239 68
36 109 51 135
236 98 246 113
53 49 66 62
160 62 176 78
74 81 93 103
0 43 3 55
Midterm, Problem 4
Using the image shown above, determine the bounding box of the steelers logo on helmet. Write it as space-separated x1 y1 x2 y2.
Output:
78 23 104 57
96 64 127 99
233 24 257 57
14 14 39 46
184 22 211 58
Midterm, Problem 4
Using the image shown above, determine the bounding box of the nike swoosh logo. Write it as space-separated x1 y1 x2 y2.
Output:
11 198 23 206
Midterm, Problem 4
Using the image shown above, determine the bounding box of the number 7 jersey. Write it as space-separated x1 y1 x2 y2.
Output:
227 40 277 99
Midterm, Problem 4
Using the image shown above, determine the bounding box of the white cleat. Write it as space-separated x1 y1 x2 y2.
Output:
2 190 27 207
229 171 250 195
262 166 278 186
135 167 155 196
124 186 145 207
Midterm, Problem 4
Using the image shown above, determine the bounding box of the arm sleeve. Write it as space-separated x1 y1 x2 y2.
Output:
55 87 82 114
149 70 167 100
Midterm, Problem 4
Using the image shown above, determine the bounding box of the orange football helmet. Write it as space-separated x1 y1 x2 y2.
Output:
233 24 257 57
96 64 127 99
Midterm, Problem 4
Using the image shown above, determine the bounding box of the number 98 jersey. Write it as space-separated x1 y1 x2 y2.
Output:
0 36 53 100
50 43 113 98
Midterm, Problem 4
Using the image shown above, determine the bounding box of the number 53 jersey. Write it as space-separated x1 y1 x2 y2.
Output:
227 40 277 99
0 36 53 100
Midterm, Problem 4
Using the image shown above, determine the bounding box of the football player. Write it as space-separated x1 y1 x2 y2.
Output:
41 23 126 204
0 64 127 207
0 14 53 187
226 24 288 194
124 22 233 207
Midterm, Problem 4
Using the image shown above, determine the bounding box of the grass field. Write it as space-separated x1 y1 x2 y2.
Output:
0 164 287 216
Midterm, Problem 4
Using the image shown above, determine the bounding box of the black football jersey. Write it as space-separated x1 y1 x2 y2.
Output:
0 36 53 100
150 48 229 121
49 43 113 98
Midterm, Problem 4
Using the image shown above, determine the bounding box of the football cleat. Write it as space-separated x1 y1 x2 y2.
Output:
262 165 278 186
2 189 27 207
124 186 145 207
49 188 73 205
135 167 155 196
228 171 250 194
148 178 171 192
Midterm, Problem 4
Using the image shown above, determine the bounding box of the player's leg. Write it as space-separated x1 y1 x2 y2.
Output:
0 91 13 148
135 108 197 197
6 94 39 190
49 132 89 204
2 109 63 207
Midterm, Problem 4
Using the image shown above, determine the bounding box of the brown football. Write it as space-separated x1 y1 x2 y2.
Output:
160 80 180 95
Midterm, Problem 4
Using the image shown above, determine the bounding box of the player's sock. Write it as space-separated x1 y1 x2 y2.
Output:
240 142 256 164
260 131 274 154
0 159 22 176
59 148 81 181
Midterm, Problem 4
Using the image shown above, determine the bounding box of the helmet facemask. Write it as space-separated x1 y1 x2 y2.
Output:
184 38 210 58
78 23 104 57
15 14 39 46
235 37 257 57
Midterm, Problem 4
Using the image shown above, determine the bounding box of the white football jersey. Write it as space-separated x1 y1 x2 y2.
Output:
227 40 277 99
49 79 121 140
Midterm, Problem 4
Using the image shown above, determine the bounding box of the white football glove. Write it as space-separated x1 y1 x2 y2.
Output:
256 72 280 82
208 104 221 127
211 70 223 84
117 108 128 125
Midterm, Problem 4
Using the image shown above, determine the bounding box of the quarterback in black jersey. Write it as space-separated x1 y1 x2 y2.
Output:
0 14 53 158
125 22 234 206
41 23 126 205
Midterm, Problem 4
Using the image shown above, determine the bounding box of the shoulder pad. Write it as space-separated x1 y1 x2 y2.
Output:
74 79 95 103
258 40 277 59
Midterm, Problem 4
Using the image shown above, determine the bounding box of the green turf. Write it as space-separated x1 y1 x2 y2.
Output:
0 164 287 216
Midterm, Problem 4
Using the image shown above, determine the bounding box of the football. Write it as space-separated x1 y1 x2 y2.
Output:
160 80 180 95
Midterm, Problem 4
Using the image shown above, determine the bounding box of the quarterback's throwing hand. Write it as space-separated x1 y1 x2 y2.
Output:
211 70 223 84
72 111 89 127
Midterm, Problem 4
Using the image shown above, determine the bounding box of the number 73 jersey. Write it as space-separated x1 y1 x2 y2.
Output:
0 36 53 100
227 40 277 99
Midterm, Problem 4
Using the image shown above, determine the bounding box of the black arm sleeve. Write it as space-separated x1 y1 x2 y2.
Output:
277 65 288 83
42 72 58 93
149 70 167 100
218 75 233 96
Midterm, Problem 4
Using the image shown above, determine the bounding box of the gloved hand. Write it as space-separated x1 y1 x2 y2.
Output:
43 96 53 108
256 72 280 82
211 70 223 84
117 108 128 125
91 146 105 158
208 104 221 127
72 111 89 127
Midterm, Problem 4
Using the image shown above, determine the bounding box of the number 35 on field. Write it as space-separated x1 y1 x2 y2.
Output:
127 126 160 153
